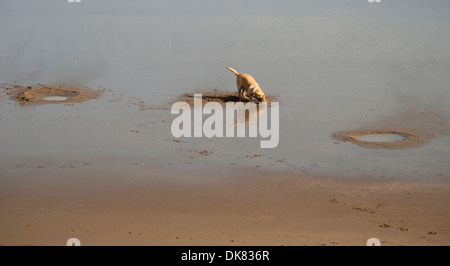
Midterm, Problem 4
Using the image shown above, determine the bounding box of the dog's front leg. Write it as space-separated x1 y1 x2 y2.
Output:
239 88 249 102
245 92 252 102
241 89 251 102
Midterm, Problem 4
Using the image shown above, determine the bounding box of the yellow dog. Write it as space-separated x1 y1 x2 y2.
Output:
227 67 269 103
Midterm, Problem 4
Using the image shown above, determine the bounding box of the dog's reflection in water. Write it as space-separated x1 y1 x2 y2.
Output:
229 102 268 129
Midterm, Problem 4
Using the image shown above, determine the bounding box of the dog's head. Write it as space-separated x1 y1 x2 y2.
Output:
255 91 270 103
262 93 270 103
249 85 270 103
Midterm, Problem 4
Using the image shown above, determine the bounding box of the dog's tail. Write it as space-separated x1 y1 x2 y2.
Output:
226 67 239 76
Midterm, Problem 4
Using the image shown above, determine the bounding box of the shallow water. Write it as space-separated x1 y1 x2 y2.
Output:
356 134 406 143
0 1 449 180
42 96 68 101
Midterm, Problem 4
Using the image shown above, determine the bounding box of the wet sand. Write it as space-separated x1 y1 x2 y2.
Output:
0 85 449 246
0 166 448 246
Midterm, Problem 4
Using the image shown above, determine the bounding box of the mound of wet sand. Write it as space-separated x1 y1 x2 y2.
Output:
1 83 101 105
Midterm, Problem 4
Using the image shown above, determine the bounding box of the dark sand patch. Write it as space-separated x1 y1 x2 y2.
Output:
173 89 278 107
1 83 101 105
170 89 278 126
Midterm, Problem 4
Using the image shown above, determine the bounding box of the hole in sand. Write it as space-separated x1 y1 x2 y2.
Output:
1 83 101 105
356 133 406 143
333 129 429 149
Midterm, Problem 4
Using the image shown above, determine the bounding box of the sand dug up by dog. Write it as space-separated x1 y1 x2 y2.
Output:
174 89 277 107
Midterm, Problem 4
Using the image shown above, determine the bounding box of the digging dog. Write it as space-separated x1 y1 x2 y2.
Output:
226 67 269 103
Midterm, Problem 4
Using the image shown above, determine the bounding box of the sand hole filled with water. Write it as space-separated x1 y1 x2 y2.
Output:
333 129 430 149
1 83 100 105
356 133 406 143
42 96 70 101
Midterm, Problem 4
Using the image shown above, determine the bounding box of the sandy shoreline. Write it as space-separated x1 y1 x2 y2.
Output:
0 166 448 246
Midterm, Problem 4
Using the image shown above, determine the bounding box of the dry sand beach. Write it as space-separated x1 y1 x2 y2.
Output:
0 167 449 246
1 0 450 246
